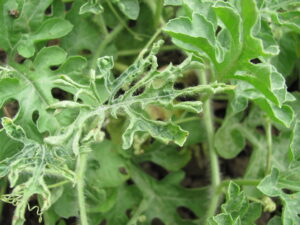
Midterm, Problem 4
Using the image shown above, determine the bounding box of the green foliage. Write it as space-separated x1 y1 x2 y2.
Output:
0 0 299 224
209 182 261 225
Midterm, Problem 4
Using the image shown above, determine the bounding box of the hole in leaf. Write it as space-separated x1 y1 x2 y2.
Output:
126 209 132 219
146 105 169 121
0 49 7 63
256 212 272 224
184 72 199 87
140 161 169 180
175 95 198 102
25 198 49 224
14 54 26 64
213 99 228 120
287 76 299 92
181 147 210 188
240 103 251 123
157 50 186 66
47 39 60 46
133 87 145 96
50 65 59 71
282 188 293 194
128 20 137 28
102 127 111 140
215 26 222 36
149 137 155 144
174 82 185 90
64 217 77 224
45 5 52 16
100 220 107 225
250 58 262 64
64 2 73 11
113 89 125 100
32 110 39 124
151 218 165 225
272 126 280 136
2 99 19 119
119 167 128 175
126 179 134 185
107 26 113 33
80 49 92 56
177 206 198 220
51 88 74 101
220 142 251 178
256 125 265 135
88 159 101 170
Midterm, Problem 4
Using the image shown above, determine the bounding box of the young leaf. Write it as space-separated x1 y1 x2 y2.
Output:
258 168 300 225
0 118 74 225
79 0 104 15
116 0 140 20
209 182 262 225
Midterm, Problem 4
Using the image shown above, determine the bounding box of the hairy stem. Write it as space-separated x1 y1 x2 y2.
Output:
199 70 221 222
265 118 272 175
76 153 89 225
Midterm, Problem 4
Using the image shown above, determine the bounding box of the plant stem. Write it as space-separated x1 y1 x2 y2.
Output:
48 180 70 189
105 0 144 40
154 0 164 27
90 23 124 70
265 118 272 174
0 178 7 221
117 45 178 57
247 196 264 204
126 198 148 225
199 70 221 222
136 27 163 61
76 153 89 225
220 179 261 188
97 14 109 36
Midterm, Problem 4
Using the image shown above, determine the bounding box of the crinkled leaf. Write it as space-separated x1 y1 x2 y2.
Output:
79 0 104 15
48 41 234 151
209 182 262 225
0 119 74 225
258 168 300 225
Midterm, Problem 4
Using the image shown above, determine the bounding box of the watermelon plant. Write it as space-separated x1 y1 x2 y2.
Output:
0 0 299 224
